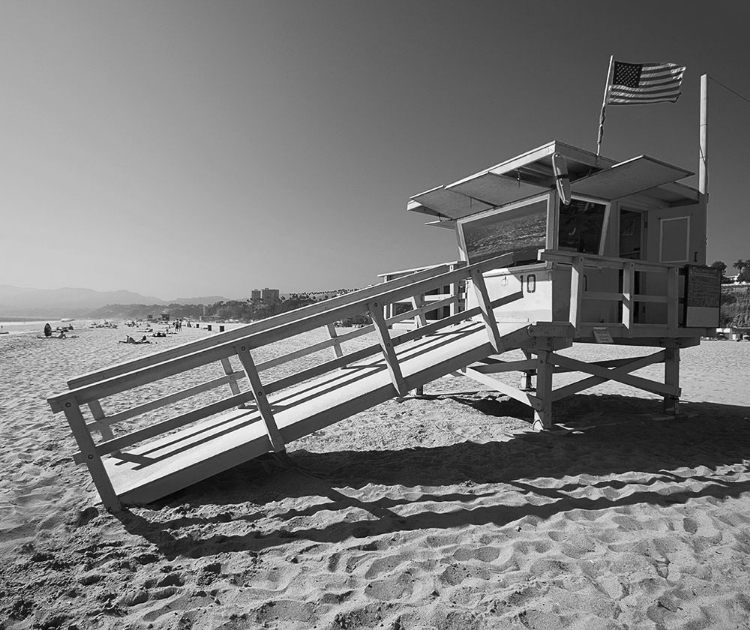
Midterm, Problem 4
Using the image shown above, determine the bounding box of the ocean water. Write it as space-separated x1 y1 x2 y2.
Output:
0 319 92 336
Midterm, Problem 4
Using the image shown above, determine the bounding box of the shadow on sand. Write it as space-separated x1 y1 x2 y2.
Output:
115 393 750 559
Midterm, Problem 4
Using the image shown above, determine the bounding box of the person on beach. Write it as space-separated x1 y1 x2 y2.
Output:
44 323 52 337
120 335 151 344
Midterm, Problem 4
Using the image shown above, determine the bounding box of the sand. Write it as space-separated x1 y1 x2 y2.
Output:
2 324 750 629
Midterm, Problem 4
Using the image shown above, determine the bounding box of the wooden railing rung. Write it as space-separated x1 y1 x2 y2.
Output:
85 372 246 430
50 253 517 411
221 358 242 396
83 390 256 460
66 262 458 390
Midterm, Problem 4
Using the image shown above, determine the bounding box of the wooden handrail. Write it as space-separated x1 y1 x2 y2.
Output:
541 250 680 274
540 249 681 332
50 252 519 410
66 262 457 389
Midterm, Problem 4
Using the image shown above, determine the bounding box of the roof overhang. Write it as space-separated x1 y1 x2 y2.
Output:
408 140 698 223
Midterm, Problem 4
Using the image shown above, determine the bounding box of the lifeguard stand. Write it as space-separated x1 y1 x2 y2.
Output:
404 140 721 428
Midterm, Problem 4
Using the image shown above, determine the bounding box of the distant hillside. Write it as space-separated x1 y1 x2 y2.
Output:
721 284 750 328
0 285 229 318
170 296 228 305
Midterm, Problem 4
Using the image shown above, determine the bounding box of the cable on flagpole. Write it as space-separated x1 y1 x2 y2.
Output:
708 75 750 108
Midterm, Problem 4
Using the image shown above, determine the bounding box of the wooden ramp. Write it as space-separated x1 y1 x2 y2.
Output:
48 253 541 511
105 320 531 506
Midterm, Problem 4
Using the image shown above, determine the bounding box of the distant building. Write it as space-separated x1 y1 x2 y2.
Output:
250 289 261 302
261 288 280 304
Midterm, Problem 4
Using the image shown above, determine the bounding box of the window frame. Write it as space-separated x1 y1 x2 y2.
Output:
555 194 611 256
659 216 691 263
457 192 552 264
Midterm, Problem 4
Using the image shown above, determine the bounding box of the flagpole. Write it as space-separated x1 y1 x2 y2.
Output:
699 74 708 196
596 55 615 157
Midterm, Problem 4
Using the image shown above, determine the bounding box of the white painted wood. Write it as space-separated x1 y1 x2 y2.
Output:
569 256 585 330
326 323 344 359
470 269 503 351
221 358 242 396
533 351 554 429
60 397 121 511
551 352 677 398
368 300 407 396
550 351 666 401
463 367 542 411
235 344 285 452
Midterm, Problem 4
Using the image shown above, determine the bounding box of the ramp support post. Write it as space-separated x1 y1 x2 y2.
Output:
470 269 503 352
368 301 408 397
532 350 554 430
663 346 680 415
60 397 122 512
235 344 286 452
520 349 535 391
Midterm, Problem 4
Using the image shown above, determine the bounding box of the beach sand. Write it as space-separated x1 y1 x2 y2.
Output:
2 324 750 629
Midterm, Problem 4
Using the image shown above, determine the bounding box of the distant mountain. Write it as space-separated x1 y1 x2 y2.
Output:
0 285 230 318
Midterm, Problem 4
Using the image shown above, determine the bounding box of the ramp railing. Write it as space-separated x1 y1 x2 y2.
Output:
541 250 681 334
47 253 524 508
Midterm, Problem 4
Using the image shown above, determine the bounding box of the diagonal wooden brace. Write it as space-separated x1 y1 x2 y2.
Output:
368 300 408 396
470 269 504 352
235 343 285 452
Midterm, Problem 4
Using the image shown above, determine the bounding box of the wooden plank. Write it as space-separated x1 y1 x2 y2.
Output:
551 351 677 398
50 342 238 410
85 390 256 460
667 266 679 331
235 344 285 452
264 294 522 398
368 301 407 396
87 400 114 440
463 367 542 411
533 351 553 429
60 397 121 511
51 253 518 410
400 323 533 395
550 350 665 401
86 372 246 431
583 291 626 302
65 253 513 396
104 319 531 506
541 250 674 273
663 347 680 413
471 359 538 374
256 332 349 371
326 323 344 359
410 295 429 327
221 358 242 396
470 269 503 352
569 256 585 330
622 262 634 332
66 262 457 389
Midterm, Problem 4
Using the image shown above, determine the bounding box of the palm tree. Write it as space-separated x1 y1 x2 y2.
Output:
733 259 747 272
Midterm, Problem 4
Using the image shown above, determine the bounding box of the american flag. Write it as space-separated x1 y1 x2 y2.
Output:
606 61 686 105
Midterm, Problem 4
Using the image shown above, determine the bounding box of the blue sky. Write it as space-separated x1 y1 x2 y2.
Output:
2 1 749 298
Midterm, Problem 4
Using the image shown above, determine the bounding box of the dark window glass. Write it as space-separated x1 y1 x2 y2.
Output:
558 199 607 254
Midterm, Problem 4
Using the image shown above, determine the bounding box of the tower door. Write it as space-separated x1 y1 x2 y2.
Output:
619 209 645 323
619 209 643 259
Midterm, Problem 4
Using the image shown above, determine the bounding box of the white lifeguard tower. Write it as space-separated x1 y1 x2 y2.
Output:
47 140 721 511
396 140 720 424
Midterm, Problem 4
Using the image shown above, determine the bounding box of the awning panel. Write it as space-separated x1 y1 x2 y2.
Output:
448 172 548 208
409 188 492 220
571 156 692 200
